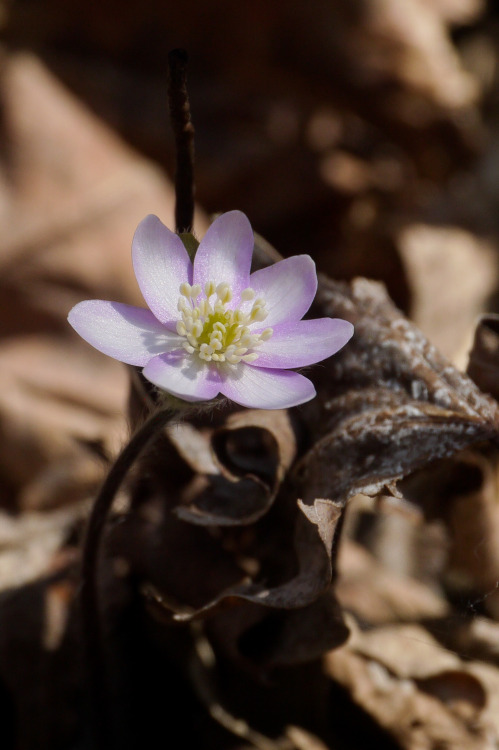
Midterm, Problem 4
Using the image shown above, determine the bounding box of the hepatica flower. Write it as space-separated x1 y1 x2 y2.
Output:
68 211 353 409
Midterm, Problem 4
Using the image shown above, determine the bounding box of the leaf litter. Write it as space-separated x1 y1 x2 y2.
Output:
3 2 499 748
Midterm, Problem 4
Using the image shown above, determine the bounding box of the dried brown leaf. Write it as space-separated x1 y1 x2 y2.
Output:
171 501 343 621
174 410 297 527
398 225 497 363
399 446 499 618
297 277 499 510
326 623 495 749
336 539 449 624
0 505 84 592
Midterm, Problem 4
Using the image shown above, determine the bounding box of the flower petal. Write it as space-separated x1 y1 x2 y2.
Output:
68 300 182 366
132 214 192 328
251 318 354 369
219 364 316 409
193 211 253 296
143 352 222 402
248 255 317 326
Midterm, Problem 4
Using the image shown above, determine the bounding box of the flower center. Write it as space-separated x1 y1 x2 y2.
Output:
176 281 273 364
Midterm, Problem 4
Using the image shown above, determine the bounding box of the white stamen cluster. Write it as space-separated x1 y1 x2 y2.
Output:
176 281 273 364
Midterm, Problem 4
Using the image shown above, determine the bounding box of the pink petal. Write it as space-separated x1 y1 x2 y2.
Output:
193 211 253 297
68 300 182 366
143 352 222 402
219 364 316 409
251 318 354 369
132 214 192 329
248 255 317 326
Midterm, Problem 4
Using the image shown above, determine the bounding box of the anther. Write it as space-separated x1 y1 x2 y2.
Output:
241 288 255 301
204 281 215 297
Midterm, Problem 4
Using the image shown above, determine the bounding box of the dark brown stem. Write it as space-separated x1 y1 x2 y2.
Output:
80 408 173 749
167 48 195 234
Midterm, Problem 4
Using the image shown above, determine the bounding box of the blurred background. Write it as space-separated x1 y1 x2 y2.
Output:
2 1 499 747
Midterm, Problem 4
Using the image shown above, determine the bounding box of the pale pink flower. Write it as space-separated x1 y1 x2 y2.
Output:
68 211 353 409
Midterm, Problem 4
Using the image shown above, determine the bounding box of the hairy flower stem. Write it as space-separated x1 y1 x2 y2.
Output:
167 48 195 234
80 407 173 749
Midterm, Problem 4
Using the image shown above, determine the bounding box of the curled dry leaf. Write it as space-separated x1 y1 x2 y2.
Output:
115 236 499 671
399 445 499 618
213 409 296 487
296 275 499 508
447 451 499 616
175 409 296 527
289 276 499 637
109 391 350 667
172 500 342 620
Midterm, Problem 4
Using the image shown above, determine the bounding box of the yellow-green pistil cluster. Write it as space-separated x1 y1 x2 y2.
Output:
176 281 273 364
